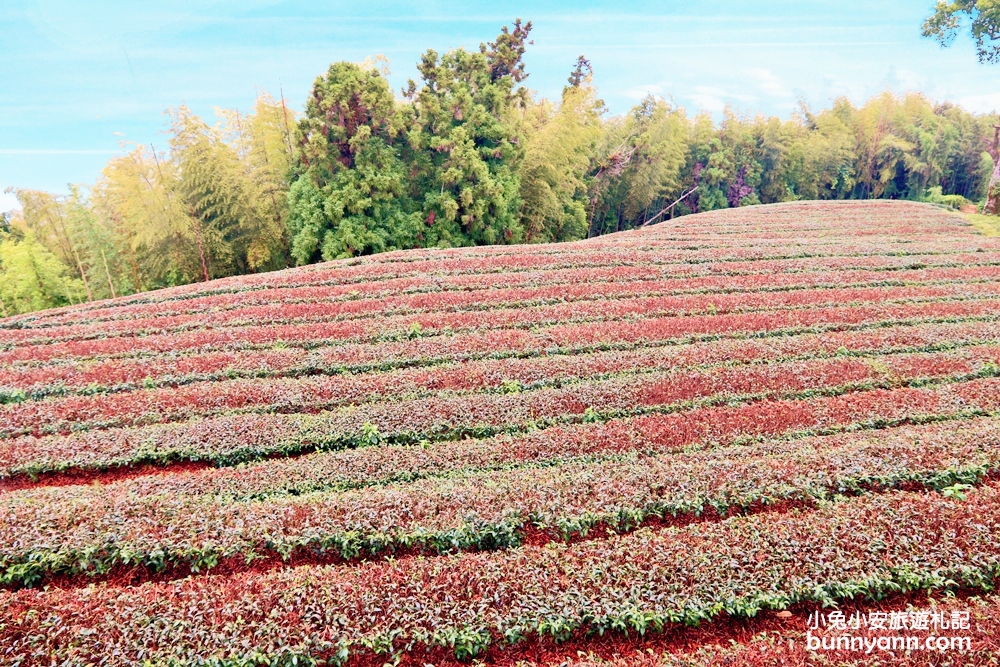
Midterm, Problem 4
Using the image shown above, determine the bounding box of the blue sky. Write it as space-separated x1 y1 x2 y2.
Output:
2 0 999 212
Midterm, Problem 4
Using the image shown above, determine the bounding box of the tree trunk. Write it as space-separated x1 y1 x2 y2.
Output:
985 157 1000 215
985 126 1000 216
191 217 210 282
641 186 699 227
127 244 142 293
72 246 93 302
101 248 117 299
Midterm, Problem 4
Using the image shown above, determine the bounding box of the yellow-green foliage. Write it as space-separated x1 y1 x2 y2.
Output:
0 222 85 315
965 212 1000 236
5 21 1000 317
519 80 605 242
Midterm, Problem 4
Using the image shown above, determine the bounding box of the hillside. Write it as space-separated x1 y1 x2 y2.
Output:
2 200 1000 665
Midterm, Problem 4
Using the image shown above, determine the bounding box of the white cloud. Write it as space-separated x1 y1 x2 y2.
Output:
626 83 664 99
0 191 20 213
955 93 1000 114
891 67 926 93
747 68 794 100
687 88 726 114
686 86 755 114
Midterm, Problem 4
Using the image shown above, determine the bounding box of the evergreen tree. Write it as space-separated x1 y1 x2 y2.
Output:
403 20 532 246
287 59 419 262
7 22 1000 318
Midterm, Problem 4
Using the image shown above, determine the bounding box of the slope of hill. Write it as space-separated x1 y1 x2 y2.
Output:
2 200 1000 665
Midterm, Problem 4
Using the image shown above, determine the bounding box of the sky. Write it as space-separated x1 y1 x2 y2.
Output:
2 0 1000 213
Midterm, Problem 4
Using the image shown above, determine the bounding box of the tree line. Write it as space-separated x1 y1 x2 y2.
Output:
3 20 999 316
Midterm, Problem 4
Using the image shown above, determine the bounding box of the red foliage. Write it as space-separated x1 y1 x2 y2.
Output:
2 201 1000 665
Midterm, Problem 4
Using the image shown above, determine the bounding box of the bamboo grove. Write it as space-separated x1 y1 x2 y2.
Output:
2 20 998 316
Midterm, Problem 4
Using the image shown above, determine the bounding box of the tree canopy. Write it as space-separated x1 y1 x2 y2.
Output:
4 19 999 316
923 2 1000 214
923 1 1000 63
